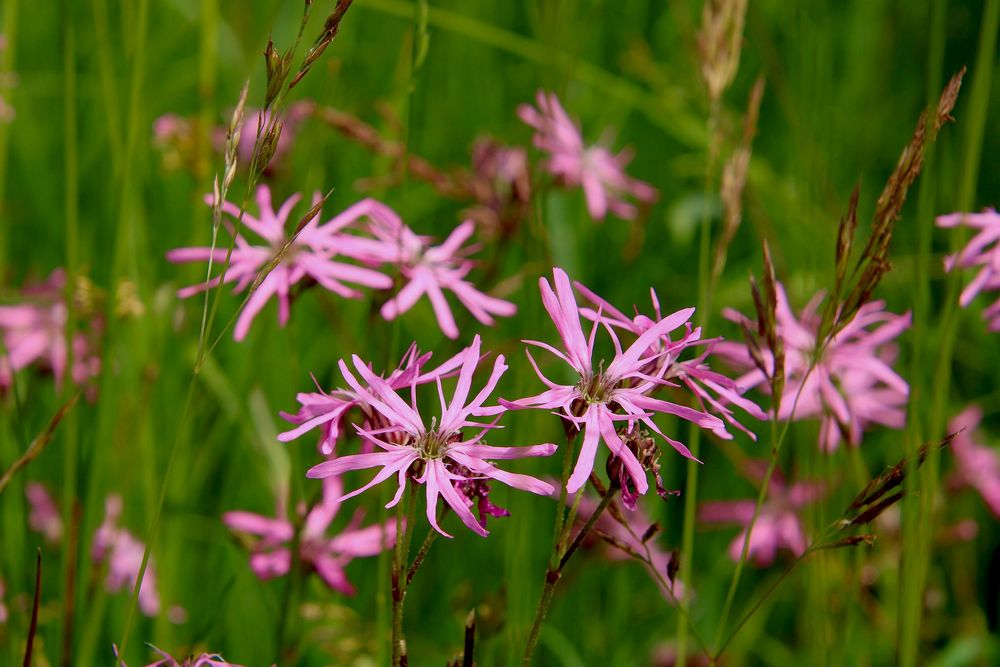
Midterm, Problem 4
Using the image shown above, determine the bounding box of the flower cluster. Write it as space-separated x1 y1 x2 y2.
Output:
285 335 556 537
503 268 758 500
223 475 396 594
0 269 101 391
717 282 910 451
168 189 515 341
937 208 1000 330
519 90 657 221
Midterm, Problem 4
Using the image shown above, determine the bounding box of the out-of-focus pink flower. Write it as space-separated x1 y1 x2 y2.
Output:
0 269 101 390
26 482 63 544
0 35 14 123
948 406 1000 519
518 91 656 221
93 496 184 622
699 462 823 567
114 644 248 667
574 493 686 602
152 114 195 171
575 281 765 440
212 101 314 172
0 578 7 625
350 203 515 339
167 187 394 341
307 335 556 538
279 343 464 456
464 138 532 236
502 268 729 497
716 283 910 451
937 209 1000 330
224 475 396 594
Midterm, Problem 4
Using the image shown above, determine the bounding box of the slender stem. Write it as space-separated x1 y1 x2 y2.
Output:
677 96 722 663
549 429 577 566
406 524 439 586
713 363 817 650
391 483 417 667
900 4 998 665
558 490 615 570
274 521 305 665
59 5 80 665
715 552 807 659
521 488 617 666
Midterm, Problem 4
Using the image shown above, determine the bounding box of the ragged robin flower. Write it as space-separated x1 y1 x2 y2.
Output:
518 90 656 221
502 267 730 497
306 335 556 537
167 186 393 341
716 282 910 451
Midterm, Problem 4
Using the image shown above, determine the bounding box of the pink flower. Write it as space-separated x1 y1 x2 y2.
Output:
575 281 765 440
937 208 1000 330
0 269 100 390
26 482 63 544
93 496 184 621
716 283 910 451
167 187 393 341
217 101 314 172
115 645 247 667
223 475 397 594
279 343 464 456
354 205 516 339
699 462 823 567
518 91 656 221
306 335 556 537
948 406 1000 518
503 268 729 496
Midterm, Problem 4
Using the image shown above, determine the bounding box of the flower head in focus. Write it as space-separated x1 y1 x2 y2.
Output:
167 188 393 341
937 209 1000 330
716 282 910 451
26 482 63 544
699 461 823 567
93 495 185 622
306 335 556 537
575 280 765 441
518 91 656 221
355 206 516 339
947 406 1000 519
0 269 101 391
503 267 730 497
224 475 396 594
279 343 464 456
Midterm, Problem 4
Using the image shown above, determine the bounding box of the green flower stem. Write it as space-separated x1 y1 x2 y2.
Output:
521 484 616 666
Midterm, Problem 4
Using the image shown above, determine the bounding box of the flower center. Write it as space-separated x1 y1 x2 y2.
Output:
578 364 613 404
415 418 457 460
